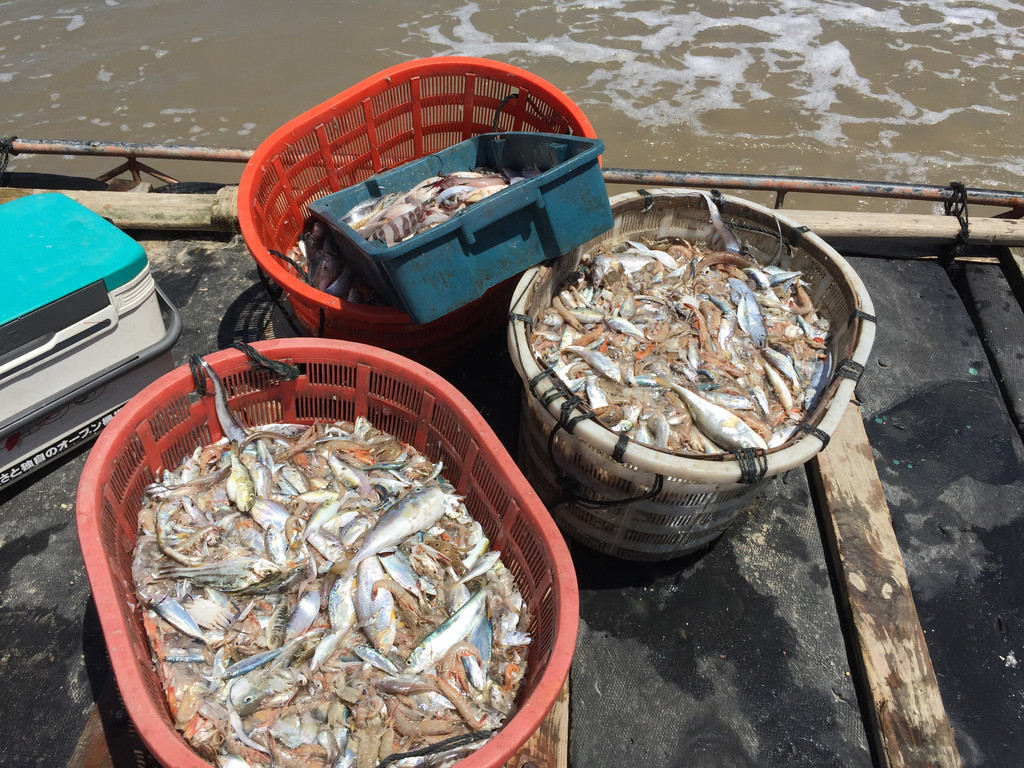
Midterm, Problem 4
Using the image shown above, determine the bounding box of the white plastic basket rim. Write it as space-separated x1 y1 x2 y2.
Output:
507 189 876 486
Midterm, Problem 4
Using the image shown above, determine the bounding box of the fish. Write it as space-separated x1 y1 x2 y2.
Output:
226 441 256 513
353 556 397 654
658 378 768 452
132 417 532 768
528 212 831 454
566 346 622 384
338 166 526 248
405 588 489 674
342 484 447 579
693 191 742 254
192 355 247 443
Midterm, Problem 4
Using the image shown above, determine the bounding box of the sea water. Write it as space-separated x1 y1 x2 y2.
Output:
3 0 1023 208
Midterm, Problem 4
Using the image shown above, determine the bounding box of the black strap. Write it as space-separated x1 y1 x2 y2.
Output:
563 407 594 434
534 375 668 508
558 394 590 428
492 94 519 132
256 265 305 337
637 188 655 213
835 358 865 383
230 342 302 380
268 248 310 284
711 189 726 209
788 225 811 248
941 181 969 268
508 312 533 329
529 367 564 400
562 472 666 509
733 447 768 484
795 422 831 449
612 433 631 463
852 308 876 324
188 354 207 395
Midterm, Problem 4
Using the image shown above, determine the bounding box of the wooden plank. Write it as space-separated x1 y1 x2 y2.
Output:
0 187 239 232
66 705 115 768
504 679 570 768
810 405 962 768
3 185 1024 252
787 210 1022 258
1002 247 1024 311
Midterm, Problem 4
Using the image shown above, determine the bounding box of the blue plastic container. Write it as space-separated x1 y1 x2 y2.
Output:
307 132 613 324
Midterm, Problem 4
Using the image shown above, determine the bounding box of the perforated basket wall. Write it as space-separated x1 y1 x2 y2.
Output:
76 339 579 768
237 56 596 369
507 189 876 560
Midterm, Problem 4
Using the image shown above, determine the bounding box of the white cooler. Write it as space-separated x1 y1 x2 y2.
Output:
0 193 181 487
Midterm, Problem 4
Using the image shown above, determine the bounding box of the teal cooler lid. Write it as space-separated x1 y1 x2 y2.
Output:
0 193 148 326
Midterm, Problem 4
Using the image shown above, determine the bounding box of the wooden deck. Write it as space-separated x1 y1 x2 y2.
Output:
6 183 1022 766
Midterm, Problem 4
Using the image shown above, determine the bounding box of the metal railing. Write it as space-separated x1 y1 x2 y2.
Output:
4 137 1024 215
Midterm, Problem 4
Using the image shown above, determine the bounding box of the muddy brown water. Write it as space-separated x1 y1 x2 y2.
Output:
4 0 1024 216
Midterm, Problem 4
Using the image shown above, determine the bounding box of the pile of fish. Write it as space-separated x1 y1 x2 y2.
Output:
280 220 389 305
281 167 539 303
528 193 831 455
132 359 531 768
341 167 538 247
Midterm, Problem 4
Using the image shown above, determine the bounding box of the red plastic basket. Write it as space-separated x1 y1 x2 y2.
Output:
237 56 597 369
76 339 579 768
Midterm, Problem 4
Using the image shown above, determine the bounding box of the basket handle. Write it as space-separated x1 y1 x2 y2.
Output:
457 184 546 248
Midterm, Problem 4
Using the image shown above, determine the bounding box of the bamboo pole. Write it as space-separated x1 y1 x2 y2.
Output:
3 187 1022 256
0 187 240 232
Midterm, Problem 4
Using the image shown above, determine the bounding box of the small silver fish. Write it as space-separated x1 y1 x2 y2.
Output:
193 355 247 443
405 588 489 674
566 346 622 384
659 378 767 452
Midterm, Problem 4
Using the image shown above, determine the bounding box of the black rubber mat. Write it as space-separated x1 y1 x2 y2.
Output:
4 236 1022 767
851 257 1024 767
564 474 869 767
964 261 1024 438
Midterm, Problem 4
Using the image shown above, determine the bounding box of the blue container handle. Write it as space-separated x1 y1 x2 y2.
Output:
458 184 546 248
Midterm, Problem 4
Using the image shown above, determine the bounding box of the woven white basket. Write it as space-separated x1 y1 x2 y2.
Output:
507 189 876 560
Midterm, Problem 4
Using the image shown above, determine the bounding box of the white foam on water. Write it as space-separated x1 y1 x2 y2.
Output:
410 0 1024 184
56 14 85 32
2 0 1023 189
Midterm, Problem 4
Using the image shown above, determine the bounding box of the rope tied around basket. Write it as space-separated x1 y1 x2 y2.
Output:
230 342 302 380
833 356 867 407
255 264 308 337
787 225 811 248
637 188 655 213
188 345 301 397
795 422 831 449
492 94 519 133
535 379 668 510
852 308 876 324
268 248 310 284
733 447 768 484
188 354 208 396
941 181 970 269
834 357 865 383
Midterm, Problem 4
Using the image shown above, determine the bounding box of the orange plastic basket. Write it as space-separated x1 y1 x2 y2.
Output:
76 339 579 768
237 56 597 369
